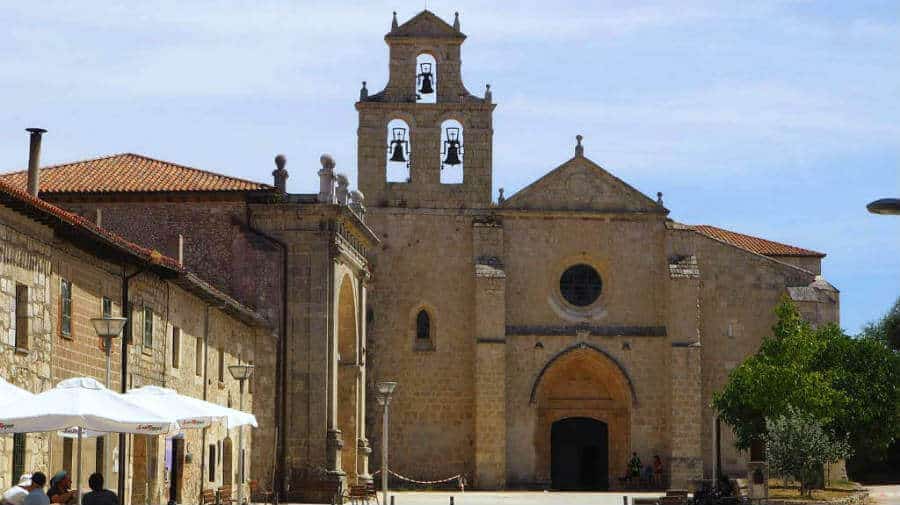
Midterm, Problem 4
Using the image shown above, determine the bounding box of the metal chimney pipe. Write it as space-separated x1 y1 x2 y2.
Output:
25 128 47 197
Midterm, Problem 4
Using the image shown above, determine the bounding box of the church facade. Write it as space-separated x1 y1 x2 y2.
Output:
2 10 839 500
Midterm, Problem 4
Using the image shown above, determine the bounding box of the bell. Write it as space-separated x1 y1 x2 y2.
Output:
443 143 461 166
389 142 406 163
419 74 434 95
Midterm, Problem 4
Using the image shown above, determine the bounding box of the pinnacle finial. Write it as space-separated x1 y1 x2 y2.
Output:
391 11 398 31
484 83 492 103
453 11 460 31
360 81 368 101
657 191 664 206
575 135 584 156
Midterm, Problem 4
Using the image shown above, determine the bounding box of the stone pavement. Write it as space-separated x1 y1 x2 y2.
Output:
281 491 665 505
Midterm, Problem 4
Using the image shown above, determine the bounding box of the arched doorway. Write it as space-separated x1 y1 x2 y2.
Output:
222 437 234 486
551 417 609 490
336 274 359 482
532 343 634 488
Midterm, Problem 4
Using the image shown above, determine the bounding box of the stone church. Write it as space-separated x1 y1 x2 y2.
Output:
3 10 839 500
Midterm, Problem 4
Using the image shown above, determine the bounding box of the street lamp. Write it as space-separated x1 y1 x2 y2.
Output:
229 364 255 505
867 198 900 215
375 381 397 505
90 317 127 389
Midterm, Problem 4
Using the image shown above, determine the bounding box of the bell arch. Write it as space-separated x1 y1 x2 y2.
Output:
532 343 634 488
336 273 359 482
386 118 411 183
415 52 437 104
439 119 464 184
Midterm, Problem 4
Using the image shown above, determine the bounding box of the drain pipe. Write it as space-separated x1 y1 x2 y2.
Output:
118 267 144 503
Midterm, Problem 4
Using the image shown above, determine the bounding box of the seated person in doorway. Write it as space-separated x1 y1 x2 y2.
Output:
46 472 74 505
82 474 118 505
642 464 654 486
22 473 48 505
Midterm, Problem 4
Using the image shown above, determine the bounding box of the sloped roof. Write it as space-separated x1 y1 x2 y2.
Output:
0 153 271 194
387 10 465 40
693 225 825 258
0 179 267 326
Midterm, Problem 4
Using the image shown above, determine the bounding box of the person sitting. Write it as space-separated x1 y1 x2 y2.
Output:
46 472 74 505
3 474 34 505
22 473 48 505
653 455 664 487
82 474 118 505
642 464 654 487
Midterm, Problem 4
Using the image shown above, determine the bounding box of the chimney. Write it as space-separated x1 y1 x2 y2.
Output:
272 154 289 193
25 128 47 197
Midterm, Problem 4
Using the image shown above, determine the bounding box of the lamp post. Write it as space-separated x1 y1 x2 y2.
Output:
90 317 128 388
90 316 127 483
229 364 255 505
375 381 397 505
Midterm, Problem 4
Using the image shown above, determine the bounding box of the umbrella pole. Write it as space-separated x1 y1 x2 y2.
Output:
77 427 83 505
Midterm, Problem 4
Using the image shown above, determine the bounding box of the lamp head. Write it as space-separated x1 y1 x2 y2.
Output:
376 381 397 396
228 364 255 381
90 317 128 338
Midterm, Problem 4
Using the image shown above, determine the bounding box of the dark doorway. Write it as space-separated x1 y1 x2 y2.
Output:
166 437 184 505
551 417 609 490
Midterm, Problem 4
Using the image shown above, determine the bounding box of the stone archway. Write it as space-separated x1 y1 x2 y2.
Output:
336 274 359 482
533 344 633 489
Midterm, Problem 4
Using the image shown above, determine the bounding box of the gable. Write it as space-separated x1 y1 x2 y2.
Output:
387 10 465 40
501 156 665 213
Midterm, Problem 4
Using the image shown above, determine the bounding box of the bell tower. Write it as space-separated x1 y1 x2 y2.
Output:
356 10 495 209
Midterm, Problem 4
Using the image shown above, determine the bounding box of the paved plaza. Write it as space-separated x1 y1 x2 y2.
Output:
291 491 665 505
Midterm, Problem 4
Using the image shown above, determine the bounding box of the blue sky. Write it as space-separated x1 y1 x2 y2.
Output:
1 1 897 334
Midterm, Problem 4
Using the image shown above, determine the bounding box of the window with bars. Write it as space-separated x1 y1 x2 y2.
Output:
218 348 224 383
11 433 25 485
172 327 181 369
208 444 216 482
15 285 27 350
143 307 153 348
60 279 73 338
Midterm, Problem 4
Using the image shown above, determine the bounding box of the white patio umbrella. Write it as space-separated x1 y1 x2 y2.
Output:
0 376 34 410
0 377 179 505
125 385 257 429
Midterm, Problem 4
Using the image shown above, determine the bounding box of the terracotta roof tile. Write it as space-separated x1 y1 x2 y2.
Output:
0 153 271 194
693 225 825 258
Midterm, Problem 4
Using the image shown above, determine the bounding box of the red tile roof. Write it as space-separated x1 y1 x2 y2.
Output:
693 225 825 258
0 153 271 194
0 179 267 326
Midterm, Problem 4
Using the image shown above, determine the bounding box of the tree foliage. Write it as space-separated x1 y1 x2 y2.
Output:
764 407 851 496
712 297 900 456
860 296 900 351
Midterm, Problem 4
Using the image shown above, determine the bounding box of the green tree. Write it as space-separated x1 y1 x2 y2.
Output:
713 297 900 456
860 296 900 351
764 407 851 496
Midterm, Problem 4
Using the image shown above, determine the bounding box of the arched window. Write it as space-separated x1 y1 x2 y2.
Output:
386 118 411 182
440 119 464 183
415 53 437 104
416 310 431 340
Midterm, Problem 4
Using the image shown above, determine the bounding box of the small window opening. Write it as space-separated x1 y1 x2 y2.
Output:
416 310 431 340
172 326 181 369
14 284 28 349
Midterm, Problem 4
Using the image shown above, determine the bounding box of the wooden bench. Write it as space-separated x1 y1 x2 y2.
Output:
344 483 378 505
218 485 236 505
249 479 274 505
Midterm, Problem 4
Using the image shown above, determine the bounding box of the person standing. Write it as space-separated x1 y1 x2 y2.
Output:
22 473 48 505
46 473 73 505
82 474 118 505
3 474 34 505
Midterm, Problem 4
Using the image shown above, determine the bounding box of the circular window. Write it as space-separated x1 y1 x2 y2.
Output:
559 264 603 307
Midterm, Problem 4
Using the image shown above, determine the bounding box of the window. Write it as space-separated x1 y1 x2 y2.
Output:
439 119 464 183
62 437 73 474
95 436 105 473
143 307 153 348
208 444 216 482
15 285 28 349
386 118 411 183
172 326 181 369
195 336 204 376
416 310 431 340
218 348 225 382
11 433 25 485
102 297 112 319
59 279 72 338
559 264 603 307
415 53 437 104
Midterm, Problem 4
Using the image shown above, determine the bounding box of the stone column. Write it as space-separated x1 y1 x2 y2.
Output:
326 256 345 480
473 221 507 489
356 274 372 482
